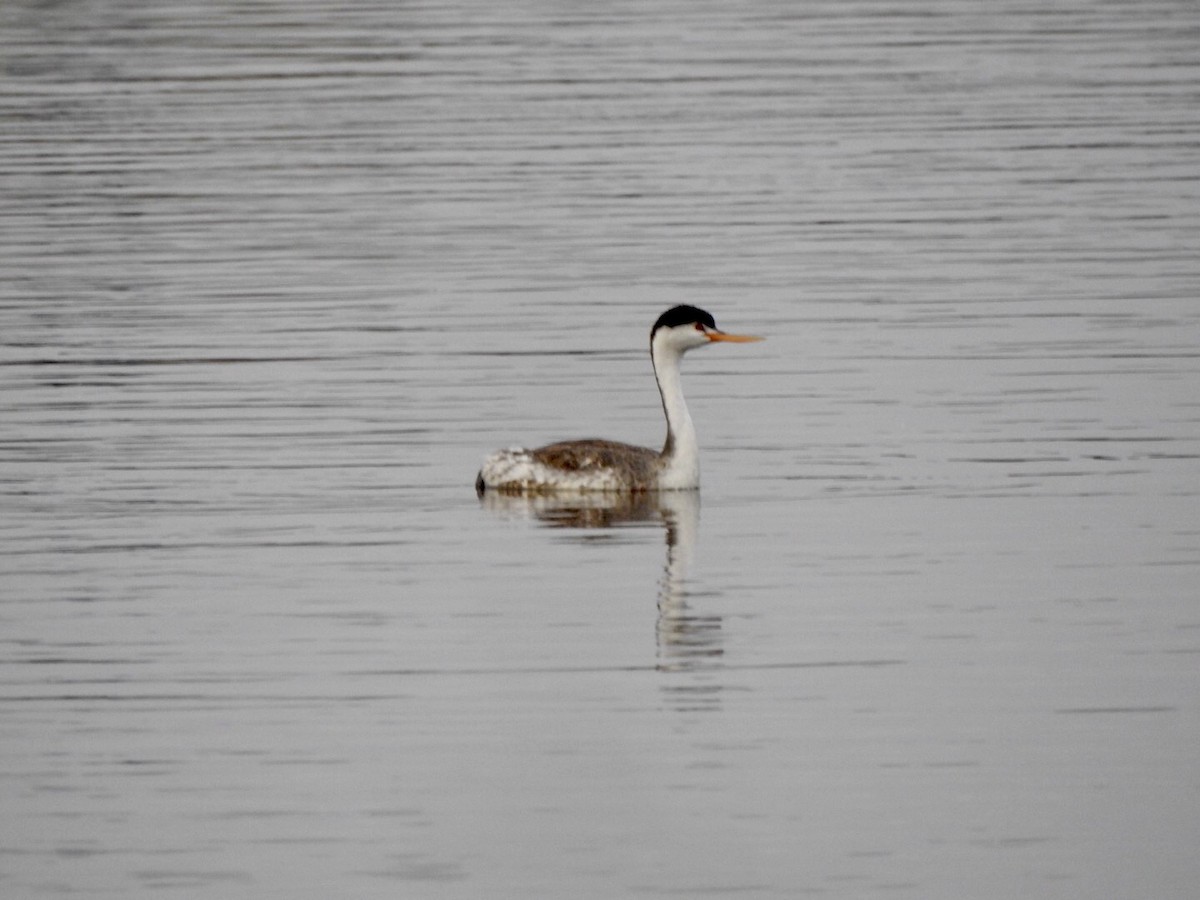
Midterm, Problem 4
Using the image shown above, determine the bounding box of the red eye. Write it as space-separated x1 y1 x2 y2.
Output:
694 322 705 331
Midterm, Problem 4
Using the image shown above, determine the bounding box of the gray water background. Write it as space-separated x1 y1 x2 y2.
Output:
2 1 1199 897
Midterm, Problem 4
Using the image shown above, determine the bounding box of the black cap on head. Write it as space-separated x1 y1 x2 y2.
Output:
651 305 717 338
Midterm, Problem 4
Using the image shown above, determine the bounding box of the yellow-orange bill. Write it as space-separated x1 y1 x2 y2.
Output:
707 331 764 343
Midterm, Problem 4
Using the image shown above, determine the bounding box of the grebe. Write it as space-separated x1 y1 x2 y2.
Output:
476 305 762 494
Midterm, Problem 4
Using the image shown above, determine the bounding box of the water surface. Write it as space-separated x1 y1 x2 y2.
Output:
2 1 1199 897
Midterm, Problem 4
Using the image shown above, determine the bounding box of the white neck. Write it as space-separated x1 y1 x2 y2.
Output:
652 336 700 488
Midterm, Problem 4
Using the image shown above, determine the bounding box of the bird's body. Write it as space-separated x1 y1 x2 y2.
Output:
476 305 761 495
477 440 659 494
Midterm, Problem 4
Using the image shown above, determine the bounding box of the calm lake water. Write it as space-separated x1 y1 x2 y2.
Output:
3 1 1199 897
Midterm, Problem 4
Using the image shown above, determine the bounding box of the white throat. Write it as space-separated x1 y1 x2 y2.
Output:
652 333 700 489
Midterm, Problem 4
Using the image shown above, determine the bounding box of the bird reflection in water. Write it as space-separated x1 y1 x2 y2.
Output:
476 490 723 677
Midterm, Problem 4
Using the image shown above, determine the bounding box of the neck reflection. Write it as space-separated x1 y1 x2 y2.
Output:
652 491 722 671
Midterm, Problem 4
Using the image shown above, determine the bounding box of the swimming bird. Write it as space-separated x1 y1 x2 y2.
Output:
476 305 762 494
